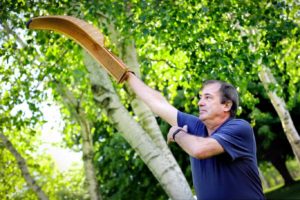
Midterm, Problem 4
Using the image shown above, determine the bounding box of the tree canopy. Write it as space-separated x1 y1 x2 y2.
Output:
1 0 300 199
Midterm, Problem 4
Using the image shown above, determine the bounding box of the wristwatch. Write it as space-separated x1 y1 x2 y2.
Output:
172 128 183 141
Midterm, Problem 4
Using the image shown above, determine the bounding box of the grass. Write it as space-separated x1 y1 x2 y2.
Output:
265 181 300 200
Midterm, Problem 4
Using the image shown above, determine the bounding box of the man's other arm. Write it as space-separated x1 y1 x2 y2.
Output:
126 72 178 126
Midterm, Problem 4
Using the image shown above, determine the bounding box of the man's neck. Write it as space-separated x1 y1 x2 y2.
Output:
205 116 231 135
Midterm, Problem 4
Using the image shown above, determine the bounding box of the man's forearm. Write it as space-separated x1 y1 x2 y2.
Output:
126 72 178 126
126 73 164 105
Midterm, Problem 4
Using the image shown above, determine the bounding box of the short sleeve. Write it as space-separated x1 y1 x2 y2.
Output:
211 119 256 161
177 111 205 136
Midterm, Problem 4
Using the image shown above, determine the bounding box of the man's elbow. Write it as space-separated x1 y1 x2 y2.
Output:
148 93 169 112
190 147 211 159
194 151 210 160
190 139 224 159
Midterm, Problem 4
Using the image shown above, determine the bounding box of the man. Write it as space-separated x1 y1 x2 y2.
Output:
126 73 265 200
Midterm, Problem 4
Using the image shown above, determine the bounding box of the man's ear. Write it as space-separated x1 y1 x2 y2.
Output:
224 101 233 111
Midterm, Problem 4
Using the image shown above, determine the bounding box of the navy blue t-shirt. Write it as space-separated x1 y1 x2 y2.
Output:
177 111 265 200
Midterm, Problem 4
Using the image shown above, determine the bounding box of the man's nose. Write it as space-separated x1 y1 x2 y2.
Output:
198 99 204 106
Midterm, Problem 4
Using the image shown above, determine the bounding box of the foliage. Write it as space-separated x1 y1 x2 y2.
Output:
82 0 300 114
0 130 87 199
1 0 300 199
286 158 300 179
0 1 94 199
260 161 284 189
92 114 167 200
265 180 300 200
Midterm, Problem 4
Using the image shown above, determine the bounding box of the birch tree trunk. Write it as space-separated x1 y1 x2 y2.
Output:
244 26 300 165
3 23 102 200
2 23 49 200
83 51 194 200
96 17 194 199
258 65 300 163
105 21 189 186
103 18 172 150
55 83 101 200
121 40 193 192
0 133 48 200
98 12 182 161
122 39 172 149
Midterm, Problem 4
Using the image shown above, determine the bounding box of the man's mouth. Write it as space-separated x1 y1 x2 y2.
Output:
199 110 206 114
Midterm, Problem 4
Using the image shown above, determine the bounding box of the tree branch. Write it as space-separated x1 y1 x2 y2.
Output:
147 58 183 70
0 132 49 200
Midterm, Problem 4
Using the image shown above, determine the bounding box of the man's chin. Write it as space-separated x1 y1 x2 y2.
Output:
199 115 205 121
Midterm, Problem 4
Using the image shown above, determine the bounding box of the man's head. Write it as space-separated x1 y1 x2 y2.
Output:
203 80 239 117
198 80 239 122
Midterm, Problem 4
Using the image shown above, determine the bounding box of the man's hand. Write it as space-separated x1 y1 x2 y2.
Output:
167 125 188 144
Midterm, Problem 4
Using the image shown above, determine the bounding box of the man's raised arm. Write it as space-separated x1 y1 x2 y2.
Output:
126 72 178 126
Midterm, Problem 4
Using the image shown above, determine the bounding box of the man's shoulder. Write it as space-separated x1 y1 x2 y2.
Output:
228 118 251 126
222 118 253 132
177 111 204 134
178 111 199 121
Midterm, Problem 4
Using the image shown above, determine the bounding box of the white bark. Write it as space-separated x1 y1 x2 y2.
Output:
258 65 300 164
122 41 193 194
106 22 190 185
0 133 48 200
97 19 194 199
2 23 49 200
122 40 169 149
4 22 102 200
55 83 101 200
83 51 194 200
98 11 176 155
244 26 300 165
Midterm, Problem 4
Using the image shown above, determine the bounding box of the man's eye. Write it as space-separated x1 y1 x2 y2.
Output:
199 95 211 100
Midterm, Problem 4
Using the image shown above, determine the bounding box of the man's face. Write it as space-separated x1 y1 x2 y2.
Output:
198 83 227 122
